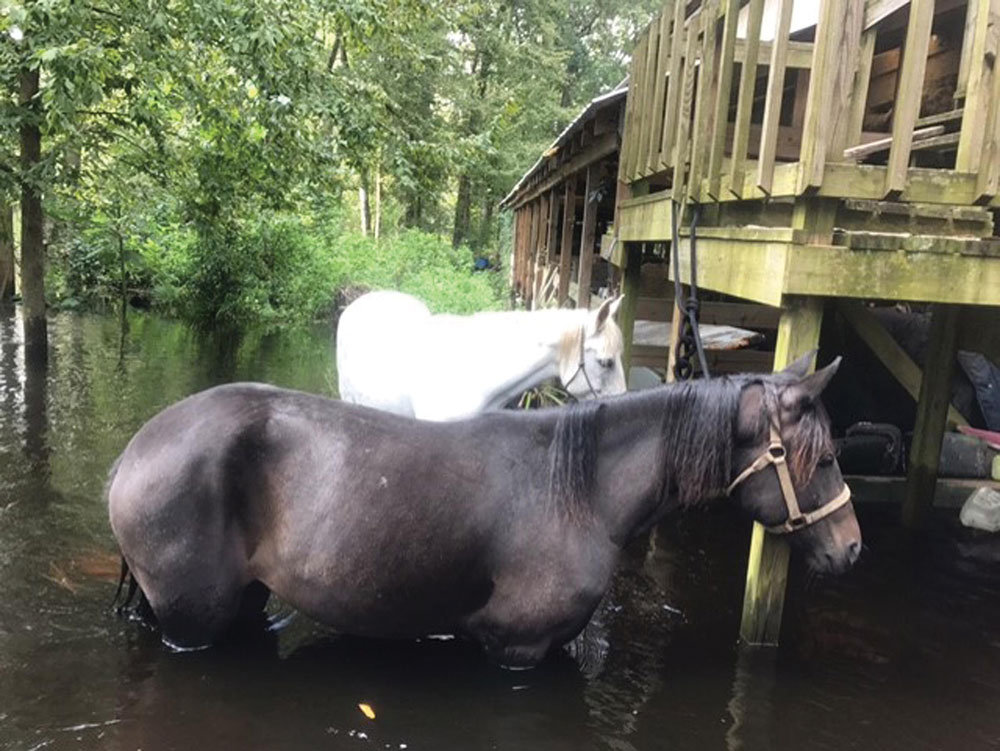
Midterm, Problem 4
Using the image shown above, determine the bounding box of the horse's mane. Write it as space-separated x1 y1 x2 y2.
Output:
546 374 835 512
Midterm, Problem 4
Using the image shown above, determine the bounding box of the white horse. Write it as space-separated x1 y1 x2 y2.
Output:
336 290 626 421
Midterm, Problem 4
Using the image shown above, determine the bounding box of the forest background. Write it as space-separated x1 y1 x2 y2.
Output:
0 0 658 331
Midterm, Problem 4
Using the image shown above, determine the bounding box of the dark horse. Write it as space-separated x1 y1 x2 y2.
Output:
108 353 860 666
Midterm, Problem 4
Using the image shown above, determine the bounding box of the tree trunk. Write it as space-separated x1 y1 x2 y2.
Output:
373 160 382 242
19 64 46 361
403 194 422 228
452 173 472 248
0 204 14 301
358 169 371 236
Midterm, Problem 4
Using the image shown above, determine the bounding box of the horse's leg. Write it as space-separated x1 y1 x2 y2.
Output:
232 580 271 629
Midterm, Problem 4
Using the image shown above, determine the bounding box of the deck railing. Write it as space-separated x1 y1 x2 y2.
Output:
620 0 1000 208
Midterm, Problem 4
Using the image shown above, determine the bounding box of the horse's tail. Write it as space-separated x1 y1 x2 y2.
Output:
110 555 138 612
105 453 139 614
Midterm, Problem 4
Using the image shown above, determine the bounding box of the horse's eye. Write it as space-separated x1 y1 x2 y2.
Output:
598 358 614 369
818 453 835 467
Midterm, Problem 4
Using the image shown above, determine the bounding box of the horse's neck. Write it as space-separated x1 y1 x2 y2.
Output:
421 310 587 412
590 387 718 545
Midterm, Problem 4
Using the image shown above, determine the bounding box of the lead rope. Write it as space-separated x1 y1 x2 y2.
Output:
670 200 710 380
563 325 599 400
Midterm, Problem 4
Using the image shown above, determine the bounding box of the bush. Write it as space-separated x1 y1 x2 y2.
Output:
327 229 504 315
47 199 507 327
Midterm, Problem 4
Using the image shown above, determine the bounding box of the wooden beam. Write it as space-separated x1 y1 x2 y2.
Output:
671 15 699 199
884 0 934 196
620 244 642 376
903 305 962 529
863 0 910 29
799 0 865 191
844 125 945 160
707 0 740 199
732 38 815 70
729 0 765 197
546 187 560 266
646 8 674 173
837 301 968 427
956 0 982 99
757 0 795 194
845 28 877 158
689 0 719 200
659 0 688 170
740 296 824 646
557 180 575 305
576 165 598 310
508 131 617 210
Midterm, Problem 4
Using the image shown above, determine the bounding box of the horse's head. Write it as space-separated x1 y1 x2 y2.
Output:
557 296 627 401
730 353 861 574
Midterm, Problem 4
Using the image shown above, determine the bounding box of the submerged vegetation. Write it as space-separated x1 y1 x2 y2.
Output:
0 0 660 330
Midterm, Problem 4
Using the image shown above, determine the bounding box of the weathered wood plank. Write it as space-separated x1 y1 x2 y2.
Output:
620 244 642 375
546 187 560 265
557 180 575 305
844 125 945 160
740 296 824 646
728 0 765 197
863 0 910 29
533 192 551 306
576 165 598 309
837 300 968 426
884 0 934 196
509 131 618 209
707 0 740 199
689 0 718 199
638 17 663 176
618 193 675 242
956 0 982 99
647 8 675 173
903 305 962 529
956 0 1000 173
619 59 638 183
671 14 700 200
845 28 877 158
799 0 865 191
632 30 652 180
659 0 688 170
785 243 1000 305
733 38 815 69
757 0 795 194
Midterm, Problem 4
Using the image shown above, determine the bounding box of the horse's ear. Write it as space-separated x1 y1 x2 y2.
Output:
782 356 842 408
780 349 817 380
592 295 622 332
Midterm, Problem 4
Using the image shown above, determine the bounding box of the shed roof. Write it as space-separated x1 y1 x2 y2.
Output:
499 80 627 209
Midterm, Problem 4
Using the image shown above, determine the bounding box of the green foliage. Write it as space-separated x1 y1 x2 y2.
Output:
1 0 655 326
330 229 503 315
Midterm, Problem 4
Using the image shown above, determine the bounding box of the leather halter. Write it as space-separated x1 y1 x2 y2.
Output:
563 326 599 399
726 421 852 535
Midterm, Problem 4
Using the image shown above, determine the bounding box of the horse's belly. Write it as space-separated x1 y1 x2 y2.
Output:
260 557 494 639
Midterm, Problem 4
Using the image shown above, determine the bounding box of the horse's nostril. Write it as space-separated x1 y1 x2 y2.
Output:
847 540 861 563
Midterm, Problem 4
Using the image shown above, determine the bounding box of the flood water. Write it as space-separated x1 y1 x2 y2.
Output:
2 307 1000 751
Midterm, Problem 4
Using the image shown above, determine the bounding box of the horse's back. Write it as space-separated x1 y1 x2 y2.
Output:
335 290 430 415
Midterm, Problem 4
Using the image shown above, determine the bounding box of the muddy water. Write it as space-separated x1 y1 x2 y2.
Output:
2 307 1000 751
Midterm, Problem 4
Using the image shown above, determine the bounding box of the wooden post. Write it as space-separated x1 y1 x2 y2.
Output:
546 187 560 267
576 165 598 310
533 193 550 307
740 295 824 646
525 200 540 307
620 243 642 378
558 179 575 306
902 304 962 529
